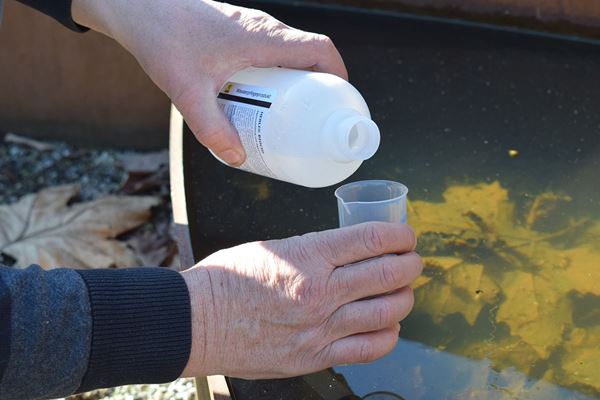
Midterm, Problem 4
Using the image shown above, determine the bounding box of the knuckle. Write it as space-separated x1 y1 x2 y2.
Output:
290 275 315 303
376 302 393 328
288 235 317 264
379 259 404 289
358 342 374 363
331 274 351 298
315 236 341 263
315 34 335 49
297 231 339 264
316 344 336 368
362 223 387 255
289 276 328 319
197 126 223 148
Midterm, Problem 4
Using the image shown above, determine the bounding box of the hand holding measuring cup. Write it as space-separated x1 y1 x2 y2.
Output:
334 179 419 308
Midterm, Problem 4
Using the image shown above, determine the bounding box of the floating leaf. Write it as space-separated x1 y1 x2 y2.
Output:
0 185 160 268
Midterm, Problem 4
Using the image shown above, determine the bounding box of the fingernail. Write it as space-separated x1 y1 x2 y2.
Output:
220 149 244 166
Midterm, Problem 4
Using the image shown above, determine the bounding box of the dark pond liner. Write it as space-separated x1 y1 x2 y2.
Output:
170 1 600 399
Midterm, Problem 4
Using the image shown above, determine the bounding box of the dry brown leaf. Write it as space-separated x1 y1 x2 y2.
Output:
120 165 169 195
127 229 177 267
0 184 160 269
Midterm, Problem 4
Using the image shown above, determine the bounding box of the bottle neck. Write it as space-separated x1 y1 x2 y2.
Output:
322 109 381 163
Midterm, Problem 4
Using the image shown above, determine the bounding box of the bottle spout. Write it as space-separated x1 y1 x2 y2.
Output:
323 110 381 163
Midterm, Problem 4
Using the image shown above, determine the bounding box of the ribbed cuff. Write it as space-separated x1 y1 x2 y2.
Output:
15 0 89 32
75 268 191 392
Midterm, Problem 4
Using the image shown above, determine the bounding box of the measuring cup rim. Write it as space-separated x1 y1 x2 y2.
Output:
334 180 409 205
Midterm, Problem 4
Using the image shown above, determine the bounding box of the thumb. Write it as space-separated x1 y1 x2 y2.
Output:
174 83 246 166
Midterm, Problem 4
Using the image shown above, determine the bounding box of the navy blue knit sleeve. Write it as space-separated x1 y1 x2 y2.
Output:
75 267 192 392
0 265 191 399
0 265 92 399
15 0 88 32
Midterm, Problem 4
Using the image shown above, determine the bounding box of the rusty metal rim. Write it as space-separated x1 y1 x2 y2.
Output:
244 0 600 46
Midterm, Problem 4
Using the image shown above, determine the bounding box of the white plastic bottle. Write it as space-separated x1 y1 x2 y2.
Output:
215 67 380 188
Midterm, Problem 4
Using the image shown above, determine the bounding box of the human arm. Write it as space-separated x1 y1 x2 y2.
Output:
70 0 347 166
0 265 190 400
179 222 421 378
0 222 421 398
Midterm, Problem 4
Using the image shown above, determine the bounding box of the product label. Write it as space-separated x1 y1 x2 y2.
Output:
217 82 277 179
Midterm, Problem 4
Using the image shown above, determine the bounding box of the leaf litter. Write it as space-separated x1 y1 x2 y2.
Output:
0 136 192 399
0 136 179 269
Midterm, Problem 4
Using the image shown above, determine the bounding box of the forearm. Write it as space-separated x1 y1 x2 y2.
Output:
0 265 192 399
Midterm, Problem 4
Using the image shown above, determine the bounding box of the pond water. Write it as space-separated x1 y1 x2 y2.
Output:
183 4 600 399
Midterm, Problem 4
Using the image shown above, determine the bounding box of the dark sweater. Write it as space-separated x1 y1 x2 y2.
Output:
0 265 192 399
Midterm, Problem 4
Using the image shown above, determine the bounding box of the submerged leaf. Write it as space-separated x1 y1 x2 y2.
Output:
558 326 600 393
415 263 499 325
0 185 160 268
405 181 599 395
496 271 571 359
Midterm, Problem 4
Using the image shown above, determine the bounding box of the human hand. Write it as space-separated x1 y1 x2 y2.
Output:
71 0 348 166
180 222 422 379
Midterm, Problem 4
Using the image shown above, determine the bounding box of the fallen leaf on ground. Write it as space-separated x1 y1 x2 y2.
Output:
127 229 177 267
0 184 160 268
120 165 169 195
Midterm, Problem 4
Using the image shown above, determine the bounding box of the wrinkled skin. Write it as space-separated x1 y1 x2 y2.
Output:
72 0 347 165
71 0 421 379
181 222 421 378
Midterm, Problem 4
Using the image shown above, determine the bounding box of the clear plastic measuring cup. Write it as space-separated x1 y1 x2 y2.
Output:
334 180 408 227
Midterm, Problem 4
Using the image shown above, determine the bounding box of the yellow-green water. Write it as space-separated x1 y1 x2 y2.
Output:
334 180 600 399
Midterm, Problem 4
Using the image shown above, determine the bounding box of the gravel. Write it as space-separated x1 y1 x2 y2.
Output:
63 378 197 400
0 140 128 205
1 136 197 399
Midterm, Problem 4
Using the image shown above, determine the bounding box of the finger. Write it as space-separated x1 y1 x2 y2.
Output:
173 83 246 166
326 287 414 339
332 252 422 303
253 28 348 80
320 324 400 367
309 222 417 267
